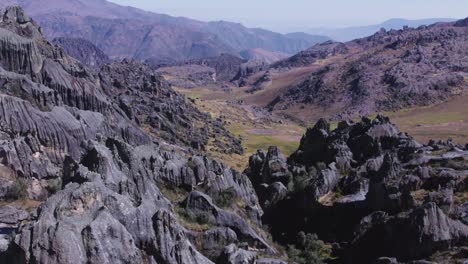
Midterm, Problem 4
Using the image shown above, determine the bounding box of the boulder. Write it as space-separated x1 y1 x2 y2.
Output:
218 244 256 264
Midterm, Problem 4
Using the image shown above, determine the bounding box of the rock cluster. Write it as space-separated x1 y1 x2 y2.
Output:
245 115 468 263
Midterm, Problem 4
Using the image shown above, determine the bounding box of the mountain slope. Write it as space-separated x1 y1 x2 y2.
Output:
52 37 111 68
0 0 329 61
266 19 468 118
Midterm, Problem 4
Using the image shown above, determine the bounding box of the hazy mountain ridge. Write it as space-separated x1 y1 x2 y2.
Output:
0 0 330 62
307 18 457 41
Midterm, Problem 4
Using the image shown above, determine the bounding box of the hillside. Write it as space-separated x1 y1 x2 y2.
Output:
0 0 329 61
52 37 111 68
264 19 468 119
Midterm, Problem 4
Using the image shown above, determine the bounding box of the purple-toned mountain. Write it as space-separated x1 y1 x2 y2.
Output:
0 0 330 62
266 20 468 118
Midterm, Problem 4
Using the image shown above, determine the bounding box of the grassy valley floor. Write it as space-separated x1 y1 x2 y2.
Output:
175 81 467 170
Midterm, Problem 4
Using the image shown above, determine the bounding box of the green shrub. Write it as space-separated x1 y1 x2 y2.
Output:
46 178 62 194
13 178 29 200
213 187 237 208
287 232 328 264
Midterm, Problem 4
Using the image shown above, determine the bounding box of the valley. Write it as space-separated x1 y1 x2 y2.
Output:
0 1 466 264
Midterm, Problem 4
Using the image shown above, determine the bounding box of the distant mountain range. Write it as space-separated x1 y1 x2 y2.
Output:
0 0 330 62
307 18 457 41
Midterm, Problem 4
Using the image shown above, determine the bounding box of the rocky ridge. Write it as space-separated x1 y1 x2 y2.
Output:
267 20 468 117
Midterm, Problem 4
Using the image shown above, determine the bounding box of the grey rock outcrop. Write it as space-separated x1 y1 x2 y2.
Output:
218 244 256 264
183 191 273 253
0 206 28 225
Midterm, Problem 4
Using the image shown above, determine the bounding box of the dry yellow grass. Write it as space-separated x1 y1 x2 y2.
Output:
386 95 468 144
174 88 304 169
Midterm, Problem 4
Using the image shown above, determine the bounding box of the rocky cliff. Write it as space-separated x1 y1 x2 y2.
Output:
0 7 277 263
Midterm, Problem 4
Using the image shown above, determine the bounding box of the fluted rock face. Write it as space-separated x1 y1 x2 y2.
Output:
10 181 211 264
245 115 468 263
0 7 282 264
183 191 271 254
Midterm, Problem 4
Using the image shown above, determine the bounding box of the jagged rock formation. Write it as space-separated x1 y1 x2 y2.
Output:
245 115 468 263
0 6 281 264
52 37 111 68
232 60 269 87
0 6 466 264
268 19 468 117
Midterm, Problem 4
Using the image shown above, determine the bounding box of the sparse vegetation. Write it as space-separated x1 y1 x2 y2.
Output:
46 178 62 194
213 187 238 208
286 232 330 264
157 183 189 203
175 206 214 232
13 178 29 200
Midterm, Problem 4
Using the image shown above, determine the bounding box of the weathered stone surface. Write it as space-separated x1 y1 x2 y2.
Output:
0 206 28 224
246 115 468 263
218 244 256 264
183 191 273 253
351 203 468 263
